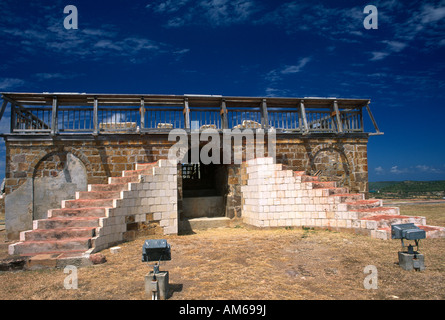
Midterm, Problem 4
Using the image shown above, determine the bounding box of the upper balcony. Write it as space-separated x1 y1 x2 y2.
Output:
0 92 382 137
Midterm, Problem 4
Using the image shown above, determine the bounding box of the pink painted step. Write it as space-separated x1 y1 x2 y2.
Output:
330 193 364 202
20 227 96 241
135 162 157 170
346 199 382 210
361 214 424 228
122 168 154 177
88 183 129 192
108 175 139 184
9 237 92 256
48 207 107 218
34 216 101 230
62 198 115 209
312 181 337 188
76 190 121 200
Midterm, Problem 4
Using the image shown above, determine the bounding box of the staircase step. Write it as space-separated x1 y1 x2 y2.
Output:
88 183 128 192
330 193 364 202
20 227 96 241
346 199 382 210
135 162 157 170
48 207 107 218
109 175 139 184
352 206 400 217
76 190 121 200
360 214 424 228
9 238 92 256
312 181 336 188
302 175 319 182
122 168 153 177
62 198 115 209
34 217 101 230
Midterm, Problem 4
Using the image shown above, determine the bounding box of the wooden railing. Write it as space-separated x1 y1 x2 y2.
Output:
0 94 379 135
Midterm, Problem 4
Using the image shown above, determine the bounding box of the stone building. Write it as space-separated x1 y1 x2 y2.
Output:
1 92 443 262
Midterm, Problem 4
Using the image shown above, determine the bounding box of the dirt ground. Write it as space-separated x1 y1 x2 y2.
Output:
0 203 444 300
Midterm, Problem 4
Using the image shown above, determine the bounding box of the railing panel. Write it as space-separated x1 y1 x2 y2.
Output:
144 107 184 129
190 108 221 129
268 110 300 130
227 109 262 129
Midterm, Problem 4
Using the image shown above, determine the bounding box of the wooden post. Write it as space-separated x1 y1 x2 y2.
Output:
220 99 228 129
184 97 190 129
51 96 58 136
93 96 98 135
140 97 145 131
260 99 269 129
333 100 343 134
299 100 309 135
10 103 16 133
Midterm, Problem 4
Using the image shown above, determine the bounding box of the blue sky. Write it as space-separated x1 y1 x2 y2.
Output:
0 0 444 182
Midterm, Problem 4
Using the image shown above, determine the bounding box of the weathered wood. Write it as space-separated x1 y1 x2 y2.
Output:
299 100 309 135
93 96 98 135
260 99 269 129
332 100 343 133
183 98 190 129
51 96 58 135
0 100 8 122
140 97 145 130
365 102 381 134
220 99 228 129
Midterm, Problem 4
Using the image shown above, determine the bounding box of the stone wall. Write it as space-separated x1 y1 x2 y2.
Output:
3 133 369 239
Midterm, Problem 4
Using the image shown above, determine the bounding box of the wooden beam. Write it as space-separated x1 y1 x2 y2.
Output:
51 96 58 136
93 96 98 135
260 99 269 129
0 100 8 122
183 98 190 129
220 99 228 129
365 102 381 134
299 100 309 135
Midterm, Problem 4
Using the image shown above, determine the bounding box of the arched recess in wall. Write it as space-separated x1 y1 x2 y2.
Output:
32 151 88 221
310 147 350 188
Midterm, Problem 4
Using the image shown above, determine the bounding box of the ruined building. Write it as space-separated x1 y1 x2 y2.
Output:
0 92 443 263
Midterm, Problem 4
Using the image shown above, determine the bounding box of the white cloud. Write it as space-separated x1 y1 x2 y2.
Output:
281 57 312 74
415 165 443 174
369 51 390 61
0 78 25 90
420 4 445 24
390 166 405 174
150 0 259 27
374 166 385 175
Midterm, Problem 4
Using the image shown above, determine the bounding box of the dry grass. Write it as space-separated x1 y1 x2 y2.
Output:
0 203 444 300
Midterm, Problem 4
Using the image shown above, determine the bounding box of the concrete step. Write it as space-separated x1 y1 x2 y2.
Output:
135 162 157 170
319 187 349 195
62 198 115 209
88 183 129 192
312 181 336 188
34 217 101 230
122 168 153 177
352 206 400 218
179 217 232 232
360 214 425 229
20 227 96 241
48 207 107 218
330 193 364 203
76 190 121 200
302 175 319 182
346 199 382 210
372 224 445 240
108 175 139 184
9 237 92 256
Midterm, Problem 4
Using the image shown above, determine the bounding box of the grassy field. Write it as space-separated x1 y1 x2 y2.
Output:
0 202 444 300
